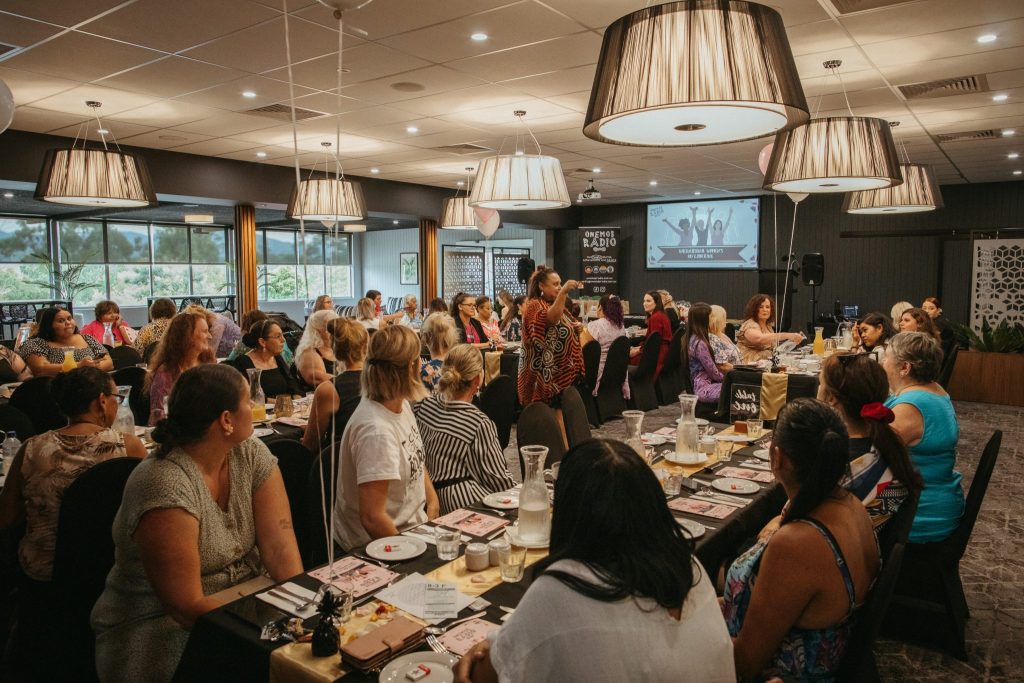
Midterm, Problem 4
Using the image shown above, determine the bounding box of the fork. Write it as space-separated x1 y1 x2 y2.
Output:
426 635 450 655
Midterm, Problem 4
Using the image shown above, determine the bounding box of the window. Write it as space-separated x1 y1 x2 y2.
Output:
0 217 53 301
256 229 352 301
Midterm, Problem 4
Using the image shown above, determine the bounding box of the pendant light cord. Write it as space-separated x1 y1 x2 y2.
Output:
772 194 778 351
778 201 800 340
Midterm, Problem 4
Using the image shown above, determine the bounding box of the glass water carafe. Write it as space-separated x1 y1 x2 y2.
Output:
622 410 645 458
102 321 115 347
675 393 699 458
112 385 135 435
247 368 266 421
517 445 551 544
838 322 854 350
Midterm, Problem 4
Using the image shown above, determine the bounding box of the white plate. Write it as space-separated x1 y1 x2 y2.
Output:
711 478 760 495
380 651 457 683
252 427 275 438
752 448 770 461
505 525 549 549
676 518 706 539
675 417 710 426
641 434 667 446
715 434 754 443
365 535 427 561
482 490 520 510
663 451 708 466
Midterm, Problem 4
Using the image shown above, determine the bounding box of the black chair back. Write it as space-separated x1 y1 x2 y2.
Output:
837 543 907 683
9 376 65 434
877 487 919 563
628 331 661 411
112 366 149 426
938 344 958 390
948 430 1001 558
559 386 591 450
108 345 143 370
266 439 316 567
479 374 516 450
516 401 566 473
657 326 685 405
0 404 36 439
143 341 159 364
307 445 340 567
52 457 140 683
595 336 630 421
579 341 603 426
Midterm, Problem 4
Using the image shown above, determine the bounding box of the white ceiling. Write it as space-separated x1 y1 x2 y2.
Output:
2 0 1023 205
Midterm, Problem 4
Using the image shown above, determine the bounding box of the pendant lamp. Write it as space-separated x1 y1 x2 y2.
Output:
763 61 902 194
440 167 477 229
842 123 943 213
36 101 157 207
584 0 808 147
470 111 570 210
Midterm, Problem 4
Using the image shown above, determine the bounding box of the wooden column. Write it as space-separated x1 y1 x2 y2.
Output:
419 218 438 305
234 204 259 316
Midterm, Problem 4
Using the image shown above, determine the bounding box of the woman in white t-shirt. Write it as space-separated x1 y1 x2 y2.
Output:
332 325 439 550
455 439 735 683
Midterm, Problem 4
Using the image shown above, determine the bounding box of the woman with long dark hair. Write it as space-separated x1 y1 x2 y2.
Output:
499 295 525 342
232 319 301 399
628 290 672 381
449 292 490 349
682 303 726 404
723 399 880 681
579 293 628 399
19 307 112 376
858 311 897 361
819 353 922 531
455 439 734 682
735 294 803 363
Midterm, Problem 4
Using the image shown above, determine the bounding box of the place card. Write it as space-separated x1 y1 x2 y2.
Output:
307 557 399 598
423 582 459 620
375 573 474 625
668 497 735 520
433 509 509 537
437 619 501 656
716 466 774 483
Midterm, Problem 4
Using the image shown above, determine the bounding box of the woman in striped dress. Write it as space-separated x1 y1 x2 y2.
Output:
414 344 516 514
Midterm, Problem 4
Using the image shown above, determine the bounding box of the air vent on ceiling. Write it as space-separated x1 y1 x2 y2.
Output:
569 168 595 175
434 143 494 155
899 74 989 100
0 42 17 57
934 129 999 143
246 104 327 121
828 0 916 14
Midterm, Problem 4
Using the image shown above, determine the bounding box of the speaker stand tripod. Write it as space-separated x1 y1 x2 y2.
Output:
809 283 819 327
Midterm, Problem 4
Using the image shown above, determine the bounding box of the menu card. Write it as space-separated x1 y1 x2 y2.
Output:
669 497 735 520
307 556 399 598
375 573 474 625
437 619 501 656
433 509 509 537
717 467 774 483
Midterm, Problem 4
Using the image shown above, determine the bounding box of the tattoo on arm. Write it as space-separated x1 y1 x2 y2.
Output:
278 518 293 531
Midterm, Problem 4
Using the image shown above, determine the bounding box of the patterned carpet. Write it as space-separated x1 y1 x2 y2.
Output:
505 399 1024 682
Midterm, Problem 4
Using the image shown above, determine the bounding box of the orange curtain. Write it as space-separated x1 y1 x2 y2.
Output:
419 218 438 305
234 204 259 316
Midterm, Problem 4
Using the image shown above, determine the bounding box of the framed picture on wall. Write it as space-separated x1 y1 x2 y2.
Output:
400 252 419 285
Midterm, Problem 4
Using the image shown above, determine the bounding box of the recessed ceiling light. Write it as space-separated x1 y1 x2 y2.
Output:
1003 129 1016 136
242 90 257 98
993 94 1009 102
977 34 997 44
592 167 602 173
2 192 13 198
370 168 380 174
694 191 701 195
649 180 658 186
1009 153 1020 159
392 219 400 224
97 128 109 135
470 33 488 41
406 125 418 133
1015 170 1023 176
256 151 267 158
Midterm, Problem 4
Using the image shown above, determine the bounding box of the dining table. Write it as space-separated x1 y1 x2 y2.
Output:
172 423 782 683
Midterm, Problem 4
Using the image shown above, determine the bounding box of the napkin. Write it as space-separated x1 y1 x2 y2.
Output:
255 582 318 619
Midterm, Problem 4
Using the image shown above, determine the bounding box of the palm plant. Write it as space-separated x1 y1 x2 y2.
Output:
26 247 100 302
954 318 1024 353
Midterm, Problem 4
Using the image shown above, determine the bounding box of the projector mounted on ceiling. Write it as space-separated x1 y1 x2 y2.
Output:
578 179 601 201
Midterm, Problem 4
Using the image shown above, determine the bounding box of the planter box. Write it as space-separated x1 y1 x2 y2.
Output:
947 350 1024 406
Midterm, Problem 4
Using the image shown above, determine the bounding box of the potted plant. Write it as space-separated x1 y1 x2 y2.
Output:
26 248 100 304
947 318 1024 406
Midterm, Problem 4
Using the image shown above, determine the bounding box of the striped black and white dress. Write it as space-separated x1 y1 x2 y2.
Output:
413 395 516 514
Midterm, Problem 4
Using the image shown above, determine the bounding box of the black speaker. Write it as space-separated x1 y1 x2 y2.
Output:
517 257 536 284
801 253 824 286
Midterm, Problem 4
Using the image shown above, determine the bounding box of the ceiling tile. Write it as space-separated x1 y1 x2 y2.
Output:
113 128 214 149
175 75 316 112
47 120 155 142
10 106 94 135
0 31 162 82
266 42 430 90
498 64 597 98
389 84 525 118
0 1 128 27
175 111 282 136
182 16 341 75
29 83 158 116
545 91 592 113
784 20 856 56
879 46 1024 88
98 57 245 98
0 12 65 48
448 32 602 81
838 0 1024 43
107 100 224 128
339 66 488 105
860 19 1024 69
292 0 514 40
171 137 265 156
0 66 80 106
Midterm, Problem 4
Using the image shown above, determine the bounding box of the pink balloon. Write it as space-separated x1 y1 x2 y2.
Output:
757 142 774 175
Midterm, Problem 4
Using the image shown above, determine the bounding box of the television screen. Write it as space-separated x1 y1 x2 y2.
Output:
646 198 760 270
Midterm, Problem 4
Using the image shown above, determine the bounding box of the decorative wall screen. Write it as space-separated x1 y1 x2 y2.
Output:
442 246 485 304
970 237 1024 329
492 252 528 300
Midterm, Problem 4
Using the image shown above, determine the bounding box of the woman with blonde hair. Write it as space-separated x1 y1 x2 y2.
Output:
658 289 681 333
354 297 378 331
331 326 439 549
294 309 339 389
146 312 215 425
302 318 368 454
419 312 458 392
413 345 515 514
708 305 741 370
889 301 914 326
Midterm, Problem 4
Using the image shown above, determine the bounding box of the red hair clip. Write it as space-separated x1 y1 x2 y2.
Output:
860 402 894 423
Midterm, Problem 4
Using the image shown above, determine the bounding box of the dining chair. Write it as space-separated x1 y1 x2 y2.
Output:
142 341 159 364
596 336 631 422
112 366 149 426
938 344 959 390
108 344 143 370
266 439 316 569
0 404 36 440
580 340 602 426
627 331 661 411
9 376 65 435
876 487 920 563
479 374 516 450
306 445 340 568
884 430 1002 660
656 326 685 406
516 401 566 474
51 457 141 683
559 386 592 450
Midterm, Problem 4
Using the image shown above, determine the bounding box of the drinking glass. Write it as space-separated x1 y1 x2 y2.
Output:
498 541 528 582
274 394 294 418
434 527 461 561
664 474 683 496
747 419 764 439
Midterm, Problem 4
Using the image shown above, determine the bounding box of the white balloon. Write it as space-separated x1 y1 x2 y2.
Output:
474 207 500 238
0 80 14 135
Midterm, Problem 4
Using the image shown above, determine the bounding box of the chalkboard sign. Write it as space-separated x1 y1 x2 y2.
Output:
729 383 762 421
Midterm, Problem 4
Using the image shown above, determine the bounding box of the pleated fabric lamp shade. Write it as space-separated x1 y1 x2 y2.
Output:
35 148 157 207
763 116 903 193
286 178 366 222
584 0 808 147
469 154 571 210
440 196 476 229
842 163 944 214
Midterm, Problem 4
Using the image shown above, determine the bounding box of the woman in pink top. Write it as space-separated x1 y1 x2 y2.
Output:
79 300 134 346
580 294 629 400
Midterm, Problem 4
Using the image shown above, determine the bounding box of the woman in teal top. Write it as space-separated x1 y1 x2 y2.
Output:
883 331 964 543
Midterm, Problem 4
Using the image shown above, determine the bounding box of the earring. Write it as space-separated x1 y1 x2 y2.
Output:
224 426 234 436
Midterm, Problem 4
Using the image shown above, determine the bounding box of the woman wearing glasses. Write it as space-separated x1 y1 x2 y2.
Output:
450 292 490 350
232 319 301 399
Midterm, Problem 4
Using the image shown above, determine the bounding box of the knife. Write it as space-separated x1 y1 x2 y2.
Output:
697 490 752 505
